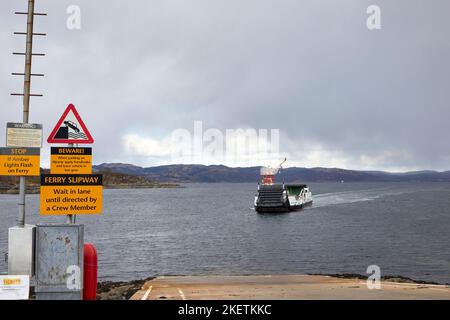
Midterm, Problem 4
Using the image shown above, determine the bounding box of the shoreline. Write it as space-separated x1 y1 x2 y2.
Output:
0 184 181 195
307 273 448 285
97 277 156 300
98 273 450 300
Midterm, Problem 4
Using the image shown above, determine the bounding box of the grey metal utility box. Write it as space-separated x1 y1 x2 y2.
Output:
8 225 36 276
35 224 84 300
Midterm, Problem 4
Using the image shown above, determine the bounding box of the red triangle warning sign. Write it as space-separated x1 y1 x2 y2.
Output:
47 104 94 144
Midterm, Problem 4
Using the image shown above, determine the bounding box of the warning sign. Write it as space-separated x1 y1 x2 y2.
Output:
0 148 40 176
50 147 92 174
47 104 94 144
40 174 103 215
6 122 43 148
0 275 30 300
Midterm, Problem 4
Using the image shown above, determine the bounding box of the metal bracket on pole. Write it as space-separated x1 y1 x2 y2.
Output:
13 52 46 56
12 73 45 77
11 93 44 97
15 11 47 16
14 32 47 36
67 144 75 225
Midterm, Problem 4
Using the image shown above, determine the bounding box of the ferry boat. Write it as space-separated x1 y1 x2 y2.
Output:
254 159 313 213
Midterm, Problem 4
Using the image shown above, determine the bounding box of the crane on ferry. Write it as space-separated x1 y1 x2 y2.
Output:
260 158 287 185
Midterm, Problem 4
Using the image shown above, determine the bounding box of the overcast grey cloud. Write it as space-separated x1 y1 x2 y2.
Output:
1 0 449 171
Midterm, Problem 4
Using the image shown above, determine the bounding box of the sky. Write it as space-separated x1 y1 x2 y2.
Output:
0 0 449 172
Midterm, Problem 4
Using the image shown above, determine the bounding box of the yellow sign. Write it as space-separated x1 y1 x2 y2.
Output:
0 148 40 176
50 147 92 174
40 174 103 215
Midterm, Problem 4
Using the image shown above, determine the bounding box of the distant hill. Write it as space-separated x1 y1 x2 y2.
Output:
93 163 450 183
99 169 178 189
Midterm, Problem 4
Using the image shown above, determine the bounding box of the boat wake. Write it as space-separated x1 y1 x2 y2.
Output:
311 188 407 209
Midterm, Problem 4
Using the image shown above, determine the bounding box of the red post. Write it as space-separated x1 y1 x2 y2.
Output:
83 243 98 300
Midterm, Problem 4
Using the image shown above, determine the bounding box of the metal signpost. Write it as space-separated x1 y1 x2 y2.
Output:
37 104 101 299
46 103 96 224
6 0 45 280
5 0 100 301
11 0 46 229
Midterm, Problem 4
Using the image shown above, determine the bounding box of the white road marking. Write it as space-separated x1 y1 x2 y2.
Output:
178 288 187 300
141 286 153 300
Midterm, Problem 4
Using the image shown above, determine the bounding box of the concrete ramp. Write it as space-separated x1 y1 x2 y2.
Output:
131 275 450 300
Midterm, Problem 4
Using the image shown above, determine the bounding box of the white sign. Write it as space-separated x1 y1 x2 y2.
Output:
6 122 43 148
0 275 30 300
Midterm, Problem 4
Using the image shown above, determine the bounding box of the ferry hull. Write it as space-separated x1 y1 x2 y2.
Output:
289 200 313 212
255 200 313 213
255 205 290 213
254 184 313 214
